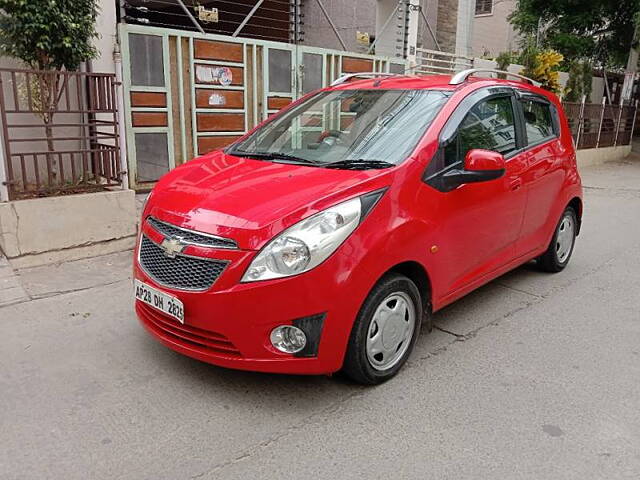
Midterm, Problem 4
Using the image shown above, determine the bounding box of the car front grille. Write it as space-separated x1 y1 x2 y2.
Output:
138 235 227 291
146 216 237 249
137 302 242 357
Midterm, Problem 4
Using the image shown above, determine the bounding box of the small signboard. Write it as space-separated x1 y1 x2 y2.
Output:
196 6 219 23
356 31 370 46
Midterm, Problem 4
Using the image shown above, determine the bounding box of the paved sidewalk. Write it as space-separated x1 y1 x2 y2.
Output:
0 256 29 307
1 159 640 480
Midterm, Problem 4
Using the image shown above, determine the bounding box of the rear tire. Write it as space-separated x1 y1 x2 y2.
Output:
342 274 423 385
537 206 577 273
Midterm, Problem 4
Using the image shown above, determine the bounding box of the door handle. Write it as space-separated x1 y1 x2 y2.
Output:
509 178 522 191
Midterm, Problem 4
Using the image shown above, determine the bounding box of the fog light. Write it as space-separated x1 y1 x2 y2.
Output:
270 325 307 354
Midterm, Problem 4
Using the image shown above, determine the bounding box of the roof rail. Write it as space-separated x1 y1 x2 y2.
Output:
331 72 397 86
449 69 541 87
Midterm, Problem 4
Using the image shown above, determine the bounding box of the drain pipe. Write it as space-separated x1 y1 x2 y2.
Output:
113 42 130 190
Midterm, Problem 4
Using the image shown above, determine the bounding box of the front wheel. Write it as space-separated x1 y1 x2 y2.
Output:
537 206 578 273
342 274 423 385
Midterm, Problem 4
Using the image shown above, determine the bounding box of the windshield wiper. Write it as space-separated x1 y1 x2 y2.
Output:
321 159 396 170
227 149 318 165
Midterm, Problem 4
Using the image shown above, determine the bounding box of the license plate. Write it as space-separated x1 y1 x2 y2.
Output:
134 280 184 323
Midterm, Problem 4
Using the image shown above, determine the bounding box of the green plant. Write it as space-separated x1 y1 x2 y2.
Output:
520 48 564 94
495 51 514 79
565 61 594 102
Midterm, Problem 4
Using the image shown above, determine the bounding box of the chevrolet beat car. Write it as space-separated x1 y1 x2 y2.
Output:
134 69 583 384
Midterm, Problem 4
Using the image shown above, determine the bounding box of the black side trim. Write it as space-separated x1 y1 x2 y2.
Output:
293 313 326 358
359 188 388 221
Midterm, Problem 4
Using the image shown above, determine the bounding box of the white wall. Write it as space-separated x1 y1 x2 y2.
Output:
455 0 475 56
91 0 118 74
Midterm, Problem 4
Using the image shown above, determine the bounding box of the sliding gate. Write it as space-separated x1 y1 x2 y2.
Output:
120 24 407 190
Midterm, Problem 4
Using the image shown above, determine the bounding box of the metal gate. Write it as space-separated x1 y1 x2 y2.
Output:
119 24 406 190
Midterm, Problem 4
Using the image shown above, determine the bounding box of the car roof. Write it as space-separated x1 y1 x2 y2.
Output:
330 74 543 95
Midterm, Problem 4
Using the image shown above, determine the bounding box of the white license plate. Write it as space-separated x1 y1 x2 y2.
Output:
134 279 184 323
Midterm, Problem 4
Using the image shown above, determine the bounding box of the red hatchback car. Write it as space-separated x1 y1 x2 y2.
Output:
134 69 583 384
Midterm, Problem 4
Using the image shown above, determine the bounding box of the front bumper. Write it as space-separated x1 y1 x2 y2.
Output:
133 232 365 375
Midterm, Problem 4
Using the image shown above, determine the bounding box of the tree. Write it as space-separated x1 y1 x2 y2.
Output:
0 0 99 71
509 0 640 68
0 0 100 178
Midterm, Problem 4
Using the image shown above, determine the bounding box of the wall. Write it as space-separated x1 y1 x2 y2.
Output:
415 0 439 51
92 0 118 75
375 0 402 58
436 0 458 53
302 0 377 53
0 189 137 267
471 0 519 57
455 0 474 56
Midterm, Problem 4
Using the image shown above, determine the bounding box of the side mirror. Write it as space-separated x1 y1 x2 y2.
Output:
464 149 506 173
440 149 506 191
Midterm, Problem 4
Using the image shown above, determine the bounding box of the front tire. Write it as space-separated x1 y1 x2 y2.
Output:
342 274 423 385
537 206 578 273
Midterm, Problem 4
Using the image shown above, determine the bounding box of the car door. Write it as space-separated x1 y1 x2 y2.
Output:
515 93 567 255
420 88 528 300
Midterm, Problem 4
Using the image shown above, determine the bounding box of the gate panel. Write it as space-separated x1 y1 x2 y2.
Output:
121 29 175 189
190 37 248 156
265 46 296 116
120 24 407 190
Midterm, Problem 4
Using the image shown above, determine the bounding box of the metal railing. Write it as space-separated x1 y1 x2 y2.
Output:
0 68 122 200
562 98 638 150
414 48 473 76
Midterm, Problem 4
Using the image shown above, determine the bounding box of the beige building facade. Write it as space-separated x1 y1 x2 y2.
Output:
471 0 519 57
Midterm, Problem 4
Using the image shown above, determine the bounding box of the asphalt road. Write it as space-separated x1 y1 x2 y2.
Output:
1 160 639 480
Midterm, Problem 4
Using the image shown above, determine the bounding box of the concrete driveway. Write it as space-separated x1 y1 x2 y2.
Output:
1 160 639 480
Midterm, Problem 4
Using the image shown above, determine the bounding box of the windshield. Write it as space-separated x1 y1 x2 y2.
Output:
228 89 449 169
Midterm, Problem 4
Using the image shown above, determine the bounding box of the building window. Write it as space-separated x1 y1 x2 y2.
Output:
475 0 493 15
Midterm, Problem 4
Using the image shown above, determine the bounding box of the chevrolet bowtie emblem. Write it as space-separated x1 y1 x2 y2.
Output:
160 237 186 258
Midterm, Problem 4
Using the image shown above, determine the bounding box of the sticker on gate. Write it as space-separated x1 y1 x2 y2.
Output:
208 93 226 106
195 65 233 86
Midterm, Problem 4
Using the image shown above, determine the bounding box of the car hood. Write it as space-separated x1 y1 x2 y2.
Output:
145 151 393 250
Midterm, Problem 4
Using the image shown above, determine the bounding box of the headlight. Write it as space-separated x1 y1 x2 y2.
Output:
242 196 363 282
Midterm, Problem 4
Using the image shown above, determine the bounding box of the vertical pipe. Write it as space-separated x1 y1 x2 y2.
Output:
176 35 187 163
113 43 130 190
629 99 639 142
575 95 586 149
613 99 624 147
596 96 606 148
0 74 12 201
406 1 420 73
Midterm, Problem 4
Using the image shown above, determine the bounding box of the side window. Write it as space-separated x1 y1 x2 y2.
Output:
444 95 517 166
520 99 555 145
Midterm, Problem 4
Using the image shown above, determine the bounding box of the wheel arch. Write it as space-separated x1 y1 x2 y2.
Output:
567 196 583 234
384 261 432 315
